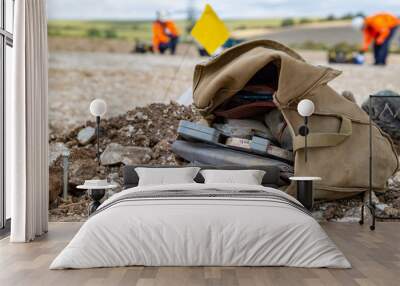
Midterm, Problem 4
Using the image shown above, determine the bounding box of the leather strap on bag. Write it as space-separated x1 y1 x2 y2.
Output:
293 115 352 152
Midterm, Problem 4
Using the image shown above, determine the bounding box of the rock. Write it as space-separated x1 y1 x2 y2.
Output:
383 206 400 217
341 90 356 103
126 111 148 122
334 206 361 222
388 170 400 191
364 190 380 205
393 197 400 209
362 90 400 143
100 143 152 166
49 142 69 165
322 203 343 221
77 126 96 145
313 200 360 222
119 125 135 138
152 139 170 158
375 203 388 212
152 139 183 165
68 159 99 194
135 112 144 120
377 188 400 204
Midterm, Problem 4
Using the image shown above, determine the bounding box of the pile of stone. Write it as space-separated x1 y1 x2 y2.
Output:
49 102 201 221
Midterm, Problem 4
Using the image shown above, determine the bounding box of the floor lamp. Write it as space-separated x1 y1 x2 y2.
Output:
359 94 400 230
290 99 320 210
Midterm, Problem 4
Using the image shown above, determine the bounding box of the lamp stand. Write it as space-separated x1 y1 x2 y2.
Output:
96 115 101 166
358 94 400 231
297 180 313 209
298 116 309 162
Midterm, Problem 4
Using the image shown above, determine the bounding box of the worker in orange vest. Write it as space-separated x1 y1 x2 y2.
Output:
352 13 400 65
152 11 180 55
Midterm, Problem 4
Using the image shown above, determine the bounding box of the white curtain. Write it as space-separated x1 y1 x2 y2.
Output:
8 0 49 242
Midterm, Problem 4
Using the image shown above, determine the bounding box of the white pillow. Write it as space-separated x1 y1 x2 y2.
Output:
200 169 266 185
135 167 200 186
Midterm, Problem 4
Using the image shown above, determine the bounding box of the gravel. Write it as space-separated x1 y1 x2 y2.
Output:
49 51 200 132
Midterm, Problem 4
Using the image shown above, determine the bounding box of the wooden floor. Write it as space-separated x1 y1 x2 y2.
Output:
0 222 399 286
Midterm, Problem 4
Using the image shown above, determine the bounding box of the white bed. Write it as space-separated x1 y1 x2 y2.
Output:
50 183 350 269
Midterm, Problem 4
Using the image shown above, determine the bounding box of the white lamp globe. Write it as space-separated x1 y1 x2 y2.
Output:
297 99 315 117
90 99 107 117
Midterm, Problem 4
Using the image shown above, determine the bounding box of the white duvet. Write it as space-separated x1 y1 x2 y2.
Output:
50 183 351 269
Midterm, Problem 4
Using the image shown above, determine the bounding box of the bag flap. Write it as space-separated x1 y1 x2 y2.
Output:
192 40 341 114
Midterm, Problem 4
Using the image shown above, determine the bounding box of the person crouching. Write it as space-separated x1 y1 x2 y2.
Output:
152 11 180 55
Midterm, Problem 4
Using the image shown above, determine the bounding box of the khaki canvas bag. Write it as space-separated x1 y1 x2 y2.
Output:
193 39 398 200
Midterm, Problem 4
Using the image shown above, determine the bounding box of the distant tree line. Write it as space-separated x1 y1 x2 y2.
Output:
324 11 366 21
280 11 366 27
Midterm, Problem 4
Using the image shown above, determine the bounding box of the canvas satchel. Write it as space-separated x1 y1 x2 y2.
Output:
193 39 398 199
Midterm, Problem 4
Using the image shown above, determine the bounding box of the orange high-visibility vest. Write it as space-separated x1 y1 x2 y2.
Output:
362 12 400 51
152 20 180 51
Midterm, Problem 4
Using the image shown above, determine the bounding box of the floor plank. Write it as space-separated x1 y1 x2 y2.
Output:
0 222 399 286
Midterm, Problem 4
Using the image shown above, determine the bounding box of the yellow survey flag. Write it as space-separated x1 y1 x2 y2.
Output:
190 4 230 55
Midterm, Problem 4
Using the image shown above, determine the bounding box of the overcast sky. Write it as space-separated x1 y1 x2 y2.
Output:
47 0 400 20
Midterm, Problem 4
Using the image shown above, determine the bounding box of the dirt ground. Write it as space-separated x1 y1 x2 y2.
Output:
48 38 400 132
234 21 400 47
49 51 198 131
300 50 400 104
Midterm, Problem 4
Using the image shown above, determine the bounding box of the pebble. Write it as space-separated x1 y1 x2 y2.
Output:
77 126 96 145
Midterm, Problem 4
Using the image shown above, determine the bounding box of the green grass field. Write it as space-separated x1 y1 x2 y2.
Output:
47 17 325 41
48 20 157 41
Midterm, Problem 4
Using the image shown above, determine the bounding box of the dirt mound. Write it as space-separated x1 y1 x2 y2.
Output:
49 102 201 221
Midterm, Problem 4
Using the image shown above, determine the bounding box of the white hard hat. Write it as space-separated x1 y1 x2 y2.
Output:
156 10 168 21
351 17 364 31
